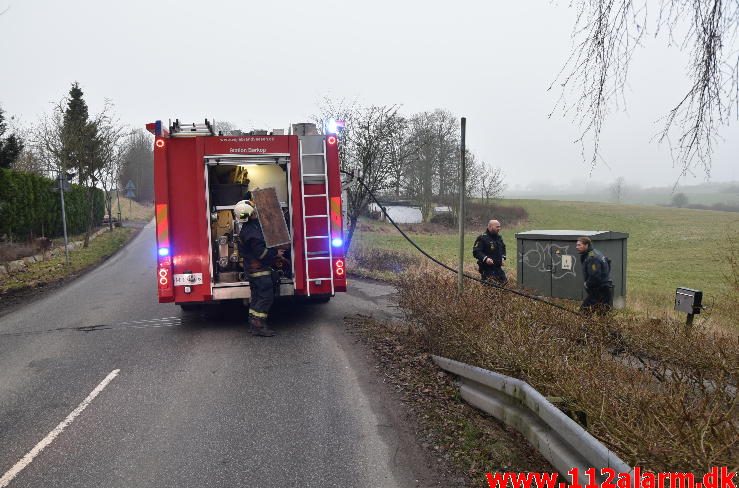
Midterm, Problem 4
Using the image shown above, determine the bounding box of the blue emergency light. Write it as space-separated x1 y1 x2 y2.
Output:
158 247 170 257
326 119 345 134
331 238 343 248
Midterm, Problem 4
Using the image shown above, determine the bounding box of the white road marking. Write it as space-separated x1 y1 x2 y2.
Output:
0 369 120 488
119 317 181 326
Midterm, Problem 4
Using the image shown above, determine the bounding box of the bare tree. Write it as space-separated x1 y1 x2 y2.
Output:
404 112 436 217
477 160 506 205
609 176 626 203
120 129 154 202
448 150 488 224
552 0 739 178
94 110 129 231
31 100 67 177
317 100 406 250
405 110 459 220
11 147 44 174
461 150 484 200
215 120 239 135
385 117 414 197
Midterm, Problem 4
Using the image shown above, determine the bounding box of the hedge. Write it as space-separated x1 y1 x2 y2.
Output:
0 168 104 241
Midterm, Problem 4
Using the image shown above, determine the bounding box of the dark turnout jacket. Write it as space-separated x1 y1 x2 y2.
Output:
473 231 506 269
238 219 277 274
579 247 613 289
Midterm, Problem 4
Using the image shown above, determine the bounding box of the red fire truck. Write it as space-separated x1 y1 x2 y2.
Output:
146 119 347 310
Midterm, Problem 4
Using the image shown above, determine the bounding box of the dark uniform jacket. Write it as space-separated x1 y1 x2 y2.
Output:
579 247 613 289
238 219 277 275
472 231 506 271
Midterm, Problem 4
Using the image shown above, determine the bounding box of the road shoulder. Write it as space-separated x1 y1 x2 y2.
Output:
0 221 149 319
338 279 551 487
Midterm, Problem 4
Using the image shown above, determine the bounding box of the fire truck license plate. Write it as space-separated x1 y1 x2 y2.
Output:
173 273 203 286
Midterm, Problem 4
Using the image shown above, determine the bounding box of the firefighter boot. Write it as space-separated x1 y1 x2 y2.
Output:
249 316 276 337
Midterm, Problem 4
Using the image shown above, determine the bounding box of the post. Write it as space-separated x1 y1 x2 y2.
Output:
458 117 466 293
58 174 70 266
116 187 122 222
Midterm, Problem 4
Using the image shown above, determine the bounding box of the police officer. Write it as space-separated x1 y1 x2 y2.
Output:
472 219 508 284
235 200 284 337
575 236 613 314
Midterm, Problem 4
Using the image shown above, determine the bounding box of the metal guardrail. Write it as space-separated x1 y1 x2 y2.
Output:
432 355 632 477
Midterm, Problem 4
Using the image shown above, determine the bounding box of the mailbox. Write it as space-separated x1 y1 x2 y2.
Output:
675 287 702 315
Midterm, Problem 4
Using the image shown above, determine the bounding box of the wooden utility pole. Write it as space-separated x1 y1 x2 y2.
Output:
458 117 466 293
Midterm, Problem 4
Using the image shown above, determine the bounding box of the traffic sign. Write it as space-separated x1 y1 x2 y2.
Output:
125 180 136 191
51 176 71 192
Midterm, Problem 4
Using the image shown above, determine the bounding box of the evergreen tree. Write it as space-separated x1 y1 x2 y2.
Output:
61 82 96 180
0 106 24 169
60 82 101 247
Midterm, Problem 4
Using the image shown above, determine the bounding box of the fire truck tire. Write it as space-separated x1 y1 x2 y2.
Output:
309 296 331 304
179 303 202 312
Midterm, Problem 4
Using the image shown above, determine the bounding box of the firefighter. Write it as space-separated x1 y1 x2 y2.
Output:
575 236 614 314
234 200 284 337
472 219 508 284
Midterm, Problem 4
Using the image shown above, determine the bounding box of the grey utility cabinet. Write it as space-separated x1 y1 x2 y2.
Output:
515 230 628 302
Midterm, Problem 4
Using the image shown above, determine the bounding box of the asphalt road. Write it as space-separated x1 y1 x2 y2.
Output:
0 222 433 488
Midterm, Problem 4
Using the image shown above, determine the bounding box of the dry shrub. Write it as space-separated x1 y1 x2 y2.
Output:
397 271 738 472
430 202 529 228
399 222 456 235
0 243 37 263
431 202 529 228
465 201 528 227
348 246 420 274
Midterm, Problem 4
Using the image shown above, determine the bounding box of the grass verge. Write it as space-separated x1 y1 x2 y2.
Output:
112 196 153 222
346 314 552 486
0 227 136 294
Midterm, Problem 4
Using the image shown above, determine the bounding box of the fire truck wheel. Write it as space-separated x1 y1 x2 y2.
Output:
309 296 331 304
179 303 202 312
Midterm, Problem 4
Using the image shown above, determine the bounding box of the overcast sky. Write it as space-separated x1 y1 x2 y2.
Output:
0 0 736 190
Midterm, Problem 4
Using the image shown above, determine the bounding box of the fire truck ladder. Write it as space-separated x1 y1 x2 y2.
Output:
299 140 334 297
169 119 215 137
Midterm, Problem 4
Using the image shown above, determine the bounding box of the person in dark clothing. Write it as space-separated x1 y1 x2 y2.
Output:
575 236 614 314
235 200 284 337
472 219 508 284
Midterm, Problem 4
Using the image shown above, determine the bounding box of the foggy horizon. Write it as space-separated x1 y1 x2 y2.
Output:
1 0 736 188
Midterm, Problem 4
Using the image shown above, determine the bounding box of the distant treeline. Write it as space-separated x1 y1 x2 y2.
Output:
0 168 104 241
683 202 739 213
430 201 528 227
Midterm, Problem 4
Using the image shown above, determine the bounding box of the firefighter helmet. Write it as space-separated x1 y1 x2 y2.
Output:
233 200 255 221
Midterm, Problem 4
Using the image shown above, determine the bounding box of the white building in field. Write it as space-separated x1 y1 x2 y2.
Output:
367 202 423 224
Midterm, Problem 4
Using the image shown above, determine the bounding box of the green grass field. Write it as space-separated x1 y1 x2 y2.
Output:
351 199 739 322
506 191 739 206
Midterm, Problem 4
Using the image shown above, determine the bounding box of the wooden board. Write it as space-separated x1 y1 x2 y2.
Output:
252 187 290 248
213 210 233 237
